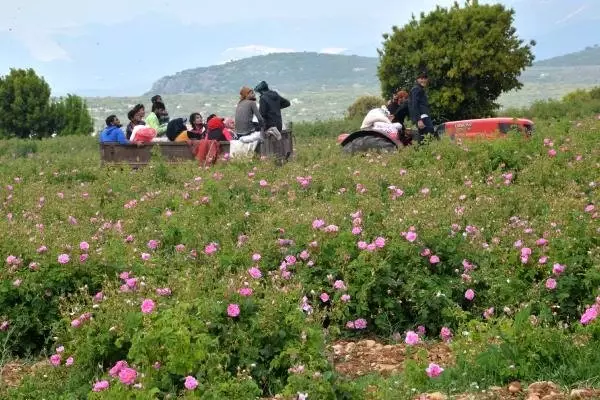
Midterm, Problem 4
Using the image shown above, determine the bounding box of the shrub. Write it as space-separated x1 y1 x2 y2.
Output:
346 95 386 120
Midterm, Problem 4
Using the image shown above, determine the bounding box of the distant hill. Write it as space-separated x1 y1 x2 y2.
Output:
535 45 600 67
147 52 380 95
149 47 600 97
86 49 600 131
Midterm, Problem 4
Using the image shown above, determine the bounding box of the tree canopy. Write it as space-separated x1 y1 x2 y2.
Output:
377 0 535 121
0 68 93 139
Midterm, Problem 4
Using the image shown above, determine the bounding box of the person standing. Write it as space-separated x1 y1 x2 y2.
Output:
254 80 290 139
409 71 436 144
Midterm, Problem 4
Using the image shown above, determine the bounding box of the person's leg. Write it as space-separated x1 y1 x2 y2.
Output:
423 117 438 140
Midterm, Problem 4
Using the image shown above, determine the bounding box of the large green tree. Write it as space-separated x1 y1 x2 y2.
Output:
51 94 94 136
0 68 52 138
0 68 94 138
377 0 535 121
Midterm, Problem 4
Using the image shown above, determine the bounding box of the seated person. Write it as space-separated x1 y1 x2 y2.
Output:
188 112 206 139
235 86 264 138
100 115 128 144
145 101 168 136
166 118 190 142
361 106 402 139
206 116 231 141
223 117 235 139
151 95 170 125
387 90 412 146
126 104 145 139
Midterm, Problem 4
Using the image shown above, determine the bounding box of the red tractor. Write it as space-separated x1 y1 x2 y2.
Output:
338 117 534 153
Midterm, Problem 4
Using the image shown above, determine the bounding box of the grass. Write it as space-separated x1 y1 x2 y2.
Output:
0 90 600 399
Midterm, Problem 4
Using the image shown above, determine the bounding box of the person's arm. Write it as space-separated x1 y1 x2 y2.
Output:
279 95 291 109
251 102 265 129
259 97 268 121
145 113 159 130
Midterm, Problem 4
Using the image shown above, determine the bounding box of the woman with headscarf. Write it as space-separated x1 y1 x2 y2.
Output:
234 86 264 138
206 116 231 142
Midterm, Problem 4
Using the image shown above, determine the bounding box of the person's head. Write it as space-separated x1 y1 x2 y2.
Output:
254 80 269 94
396 90 409 104
132 104 145 122
151 101 166 116
240 86 256 101
105 115 121 127
417 71 429 87
151 95 162 104
207 116 224 131
189 112 203 128
223 117 235 130
206 114 217 124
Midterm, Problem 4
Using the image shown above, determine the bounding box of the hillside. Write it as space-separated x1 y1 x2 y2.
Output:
86 49 600 131
147 52 379 95
535 45 600 67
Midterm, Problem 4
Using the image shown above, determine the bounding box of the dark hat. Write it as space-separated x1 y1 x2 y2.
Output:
417 71 428 79
254 80 269 93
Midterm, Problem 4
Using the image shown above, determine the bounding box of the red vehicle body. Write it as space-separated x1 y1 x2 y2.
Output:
438 117 534 140
337 117 534 151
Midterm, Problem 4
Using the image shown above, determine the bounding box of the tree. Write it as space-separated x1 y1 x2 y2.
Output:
347 95 386 120
51 94 94 136
0 68 52 138
377 1 535 121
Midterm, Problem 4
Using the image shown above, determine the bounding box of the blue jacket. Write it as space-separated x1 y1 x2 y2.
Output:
100 126 128 144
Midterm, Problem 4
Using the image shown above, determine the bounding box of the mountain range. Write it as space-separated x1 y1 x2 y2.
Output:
148 46 600 96
85 45 600 130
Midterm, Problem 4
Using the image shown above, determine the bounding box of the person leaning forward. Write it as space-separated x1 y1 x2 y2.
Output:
409 71 437 144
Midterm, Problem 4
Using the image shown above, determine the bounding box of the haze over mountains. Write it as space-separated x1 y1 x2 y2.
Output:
84 46 600 131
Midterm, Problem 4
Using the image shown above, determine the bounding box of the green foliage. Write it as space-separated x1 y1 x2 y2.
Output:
2 88 600 397
378 1 535 121
504 85 600 120
346 95 386 120
0 68 52 139
0 69 93 139
51 94 94 136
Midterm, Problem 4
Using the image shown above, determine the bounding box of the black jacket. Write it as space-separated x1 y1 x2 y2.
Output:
387 102 409 127
207 128 228 142
258 90 291 131
409 83 431 123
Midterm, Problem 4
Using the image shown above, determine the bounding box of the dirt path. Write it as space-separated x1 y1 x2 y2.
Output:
330 339 600 400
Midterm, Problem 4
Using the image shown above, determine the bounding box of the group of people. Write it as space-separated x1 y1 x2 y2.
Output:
361 71 437 145
100 72 436 149
99 81 290 148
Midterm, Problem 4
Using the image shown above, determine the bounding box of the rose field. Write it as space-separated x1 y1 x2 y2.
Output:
1 91 600 399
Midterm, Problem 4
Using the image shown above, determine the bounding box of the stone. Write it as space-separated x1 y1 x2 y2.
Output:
332 344 344 355
529 381 560 394
570 389 595 399
509 381 522 393
363 339 377 348
427 392 448 400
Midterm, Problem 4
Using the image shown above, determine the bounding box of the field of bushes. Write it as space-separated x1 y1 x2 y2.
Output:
0 89 600 399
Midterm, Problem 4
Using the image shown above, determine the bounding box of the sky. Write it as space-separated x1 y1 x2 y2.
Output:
1 0 598 96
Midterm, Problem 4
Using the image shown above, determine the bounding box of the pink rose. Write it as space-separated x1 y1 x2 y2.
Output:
141 299 155 314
